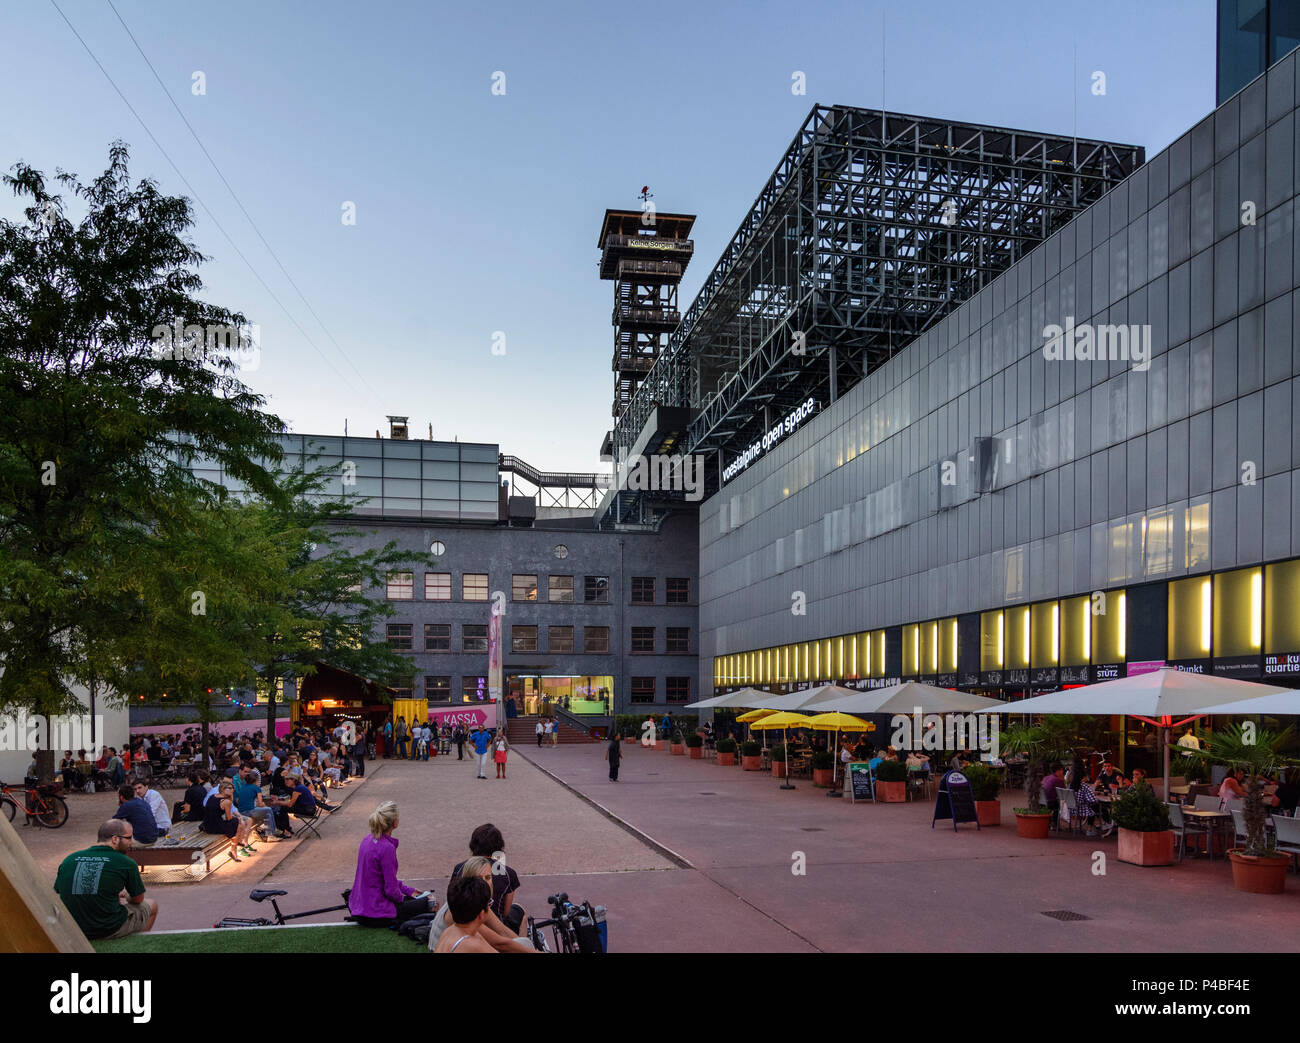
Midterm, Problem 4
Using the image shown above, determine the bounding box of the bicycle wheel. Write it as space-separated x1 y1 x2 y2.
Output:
1 797 15 823
36 795 69 828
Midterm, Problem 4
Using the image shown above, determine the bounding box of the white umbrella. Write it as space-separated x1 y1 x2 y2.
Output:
809 680 1004 716
683 687 775 710
751 684 865 712
981 668 1297 796
1196 690 1300 715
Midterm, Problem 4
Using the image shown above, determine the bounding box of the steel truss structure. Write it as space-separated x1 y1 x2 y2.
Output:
606 105 1144 509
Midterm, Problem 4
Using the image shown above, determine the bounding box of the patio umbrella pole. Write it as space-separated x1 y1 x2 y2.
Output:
780 725 795 790
1162 720 1170 801
827 726 842 797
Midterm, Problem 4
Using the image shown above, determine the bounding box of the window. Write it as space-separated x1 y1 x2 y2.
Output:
386 572 414 600
430 540 446 556
392 688 412 701
424 623 450 652
463 573 489 601
666 577 690 604
513 574 538 602
666 627 689 654
549 626 574 653
584 626 610 653
386 623 413 651
584 576 609 604
631 576 656 604
666 677 690 703
512 625 538 653
553 544 569 559
631 677 656 704
425 676 451 702
462 624 487 653
462 676 488 702
631 627 655 653
548 575 574 603
424 573 451 600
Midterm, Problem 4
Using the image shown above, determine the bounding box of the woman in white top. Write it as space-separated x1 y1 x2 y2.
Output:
427 856 536 952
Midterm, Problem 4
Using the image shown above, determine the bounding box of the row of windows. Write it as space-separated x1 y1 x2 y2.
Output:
385 624 691 654
407 676 691 703
384 572 690 604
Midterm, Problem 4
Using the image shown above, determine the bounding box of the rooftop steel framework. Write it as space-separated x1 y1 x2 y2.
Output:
604 104 1144 517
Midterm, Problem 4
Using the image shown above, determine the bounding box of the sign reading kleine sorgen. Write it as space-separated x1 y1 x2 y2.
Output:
722 398 819 484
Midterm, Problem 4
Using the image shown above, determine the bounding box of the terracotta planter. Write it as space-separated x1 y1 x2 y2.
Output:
812 768 834 788
688 746 703 759
772 760 788 778
974 799 1002 827
671 743 685 756
624 737 637 745
718 752 736 766
1116 828 1175 866
742 756 763 771
875 780 906 802
1227 850 1292 894
1015 811 1053 839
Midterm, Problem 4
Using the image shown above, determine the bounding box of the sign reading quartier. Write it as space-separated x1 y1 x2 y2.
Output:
722 398 818 484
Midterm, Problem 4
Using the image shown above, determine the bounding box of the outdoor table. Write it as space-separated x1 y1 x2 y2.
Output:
1169 784 1193 797
1182 809 1233 860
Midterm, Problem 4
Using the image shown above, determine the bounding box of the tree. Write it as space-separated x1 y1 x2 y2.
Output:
1182 724 1297 856
0 144 287 774
999 713 1101 813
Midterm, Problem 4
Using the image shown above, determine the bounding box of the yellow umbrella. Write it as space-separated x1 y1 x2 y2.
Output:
749 712 809 790
804 712 870 796
737 708 778 723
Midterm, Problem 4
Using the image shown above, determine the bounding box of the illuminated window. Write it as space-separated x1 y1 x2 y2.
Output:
1169 575 1213 659
1214 567 1263 657
1265 561 1300 653
1091 590 1126 663
980 611 1004 671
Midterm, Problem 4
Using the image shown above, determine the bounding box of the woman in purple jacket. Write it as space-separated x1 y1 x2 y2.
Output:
347 801 432 927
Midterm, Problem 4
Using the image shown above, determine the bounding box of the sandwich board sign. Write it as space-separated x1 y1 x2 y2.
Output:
932 769 980 831
847 762 875 803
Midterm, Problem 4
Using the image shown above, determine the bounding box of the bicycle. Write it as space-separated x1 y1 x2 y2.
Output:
526 892 605 954
213 887 352 928
0 780 70 828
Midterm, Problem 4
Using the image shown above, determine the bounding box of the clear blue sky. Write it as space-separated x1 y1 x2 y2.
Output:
1 0 1215 471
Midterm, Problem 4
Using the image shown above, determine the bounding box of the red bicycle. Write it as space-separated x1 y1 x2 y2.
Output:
0 780 70 828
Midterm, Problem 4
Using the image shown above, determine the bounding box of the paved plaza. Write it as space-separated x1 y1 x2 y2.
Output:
17 743 1300 952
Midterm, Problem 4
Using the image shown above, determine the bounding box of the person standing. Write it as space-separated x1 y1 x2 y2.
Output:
605 730 622 782
494 732 509 780
470 726 492 779
549 718 559 748
382 719 393 759
395 716 409 760
454 723 467 760
535 719 545 748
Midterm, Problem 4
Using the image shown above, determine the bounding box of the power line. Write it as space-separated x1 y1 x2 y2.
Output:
106 0 387 404
48 0 383 410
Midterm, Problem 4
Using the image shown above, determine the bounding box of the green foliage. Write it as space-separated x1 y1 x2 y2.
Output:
1108 780 1171 833
716 737 737 753
684 733 703 748
769 742 786 762
1182 724 1298 856
876 758 908 782
810 750 835 770
998 714 1098 813
741 740 761 757
962 761 1002 800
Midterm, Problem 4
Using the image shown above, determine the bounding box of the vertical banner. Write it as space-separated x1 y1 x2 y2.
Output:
488 599 503 730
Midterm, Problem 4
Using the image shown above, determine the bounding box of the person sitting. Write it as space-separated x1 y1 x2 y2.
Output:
453 823 523 932
112 785 158 847
273 770 323 823
851 735 871 761
906 750 930 772
201 780 255 861
1219 767 1248 805
427 856 536 953
133 780 172 836
1072 758 1114 838
1095 761 1125 792
347 801 432 927
1041 762 1065 828
176 770 208 823
233 767 288 839
55 820 158 939
104 748 125 788
432 875 496 953
1274 768 1300 816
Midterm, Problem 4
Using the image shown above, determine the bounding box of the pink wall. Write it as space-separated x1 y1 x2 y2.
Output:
426 706 495 729
130 718 291 739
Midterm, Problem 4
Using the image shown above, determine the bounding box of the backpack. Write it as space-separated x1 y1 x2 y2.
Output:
397 911 438 945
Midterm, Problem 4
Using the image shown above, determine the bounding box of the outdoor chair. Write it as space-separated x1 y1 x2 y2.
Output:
1230 808 1249 848
1058 788 1083 836
1223 797 1244 814
1165 802 1204 861
1271 816 1300 872
1193 794 1222 812
291 804 324 840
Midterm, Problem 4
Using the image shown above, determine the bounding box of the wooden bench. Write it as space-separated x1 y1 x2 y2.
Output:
128 820 229 876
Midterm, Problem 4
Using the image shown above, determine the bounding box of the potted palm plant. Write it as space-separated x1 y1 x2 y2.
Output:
1000 714 1090 839
811 750 835 787
685 733 704 759
875 758 908 802
1109 780 1175 866
1186 724 1295 893
741 740 763 771
770 742 788 778
716 737 737 766
963 761 1002 826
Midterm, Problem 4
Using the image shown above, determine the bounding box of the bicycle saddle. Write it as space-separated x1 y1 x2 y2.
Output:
249 889 288 902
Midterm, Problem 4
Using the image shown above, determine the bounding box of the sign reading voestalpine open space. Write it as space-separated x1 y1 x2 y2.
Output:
722 398 819 484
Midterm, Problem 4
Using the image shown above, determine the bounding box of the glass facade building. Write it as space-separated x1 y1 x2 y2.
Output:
704 51 1300 700
1218 0 1300 103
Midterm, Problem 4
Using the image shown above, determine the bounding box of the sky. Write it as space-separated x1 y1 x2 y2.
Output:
1 0 1216 472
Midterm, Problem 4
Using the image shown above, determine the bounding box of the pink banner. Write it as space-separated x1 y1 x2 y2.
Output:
130 719 291 739
1126 660 1166 677
426 706 494 729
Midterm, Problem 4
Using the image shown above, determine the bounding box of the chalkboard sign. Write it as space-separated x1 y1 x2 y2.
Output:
848 762 875 804
932 770 980 831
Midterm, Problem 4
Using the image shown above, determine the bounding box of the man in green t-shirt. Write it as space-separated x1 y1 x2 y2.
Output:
54 820 158 940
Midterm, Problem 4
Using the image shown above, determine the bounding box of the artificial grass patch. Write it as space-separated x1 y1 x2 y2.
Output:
93 923 422 954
